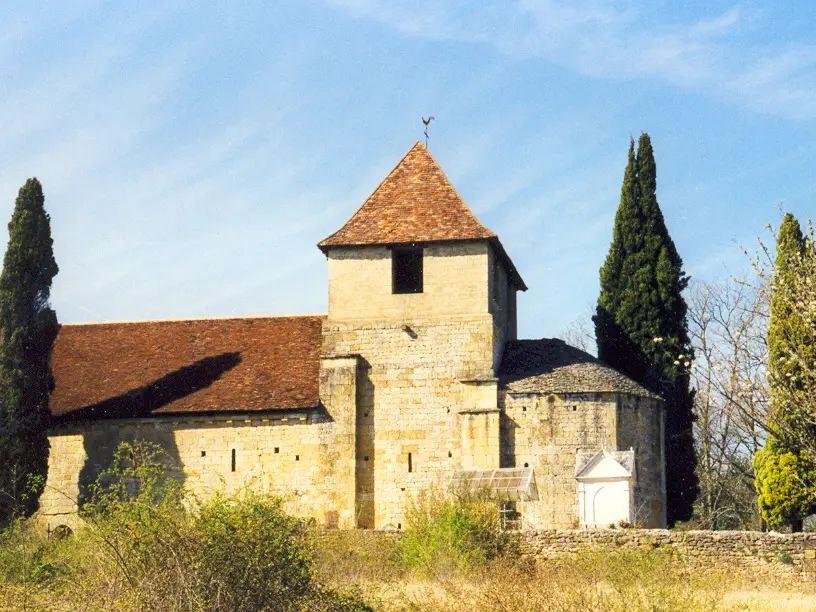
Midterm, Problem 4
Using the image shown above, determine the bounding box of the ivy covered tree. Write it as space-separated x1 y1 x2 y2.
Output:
754 212 816 530
594 133 698 525
0 178 59 525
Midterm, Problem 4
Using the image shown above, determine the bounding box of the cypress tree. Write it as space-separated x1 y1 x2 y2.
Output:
0 178 59 524
594 133 698 525
755 213 815 530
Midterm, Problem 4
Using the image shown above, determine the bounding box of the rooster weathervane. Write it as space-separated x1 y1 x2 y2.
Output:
422 116 435 147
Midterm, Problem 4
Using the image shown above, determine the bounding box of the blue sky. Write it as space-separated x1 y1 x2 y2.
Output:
1 1 815 340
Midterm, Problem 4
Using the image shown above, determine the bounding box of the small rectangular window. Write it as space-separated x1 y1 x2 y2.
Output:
408 452 413 473
231 449 236 472
392 248 423 294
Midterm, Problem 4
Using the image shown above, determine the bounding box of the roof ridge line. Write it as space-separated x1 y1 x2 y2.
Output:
318 142 426 247
419 143 495 238
60 313 328 327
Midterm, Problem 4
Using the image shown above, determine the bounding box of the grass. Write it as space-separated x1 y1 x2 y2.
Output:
2 520 816 611
1 443 814 610
310 531 816 612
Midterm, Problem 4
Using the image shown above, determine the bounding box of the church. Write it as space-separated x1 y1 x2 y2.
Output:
40 141 666 531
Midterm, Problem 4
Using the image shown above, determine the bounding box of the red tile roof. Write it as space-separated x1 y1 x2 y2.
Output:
50 315 325 420
319 141 526 289
319 141 496 248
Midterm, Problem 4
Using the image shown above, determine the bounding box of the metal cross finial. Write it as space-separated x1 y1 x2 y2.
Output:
422 116 435 147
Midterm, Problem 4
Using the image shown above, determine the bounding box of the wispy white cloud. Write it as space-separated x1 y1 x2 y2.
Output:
326 1 816 121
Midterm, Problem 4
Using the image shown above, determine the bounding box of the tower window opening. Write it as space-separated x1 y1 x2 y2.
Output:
392 248 423 294
408 452 413 473
231 449 236 472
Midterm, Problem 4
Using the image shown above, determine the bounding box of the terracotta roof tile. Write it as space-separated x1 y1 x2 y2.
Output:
319 141 496 248
319 141 527 289
500 339 661 400
50 315 325 421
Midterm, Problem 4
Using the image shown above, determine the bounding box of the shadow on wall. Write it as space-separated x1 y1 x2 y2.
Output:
60 352 242 508
500 411 517 468
355 358 375 528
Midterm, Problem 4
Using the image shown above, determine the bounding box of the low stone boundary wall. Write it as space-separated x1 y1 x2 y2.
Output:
522 529 816 574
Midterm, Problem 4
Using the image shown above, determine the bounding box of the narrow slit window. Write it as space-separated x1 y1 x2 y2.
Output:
231 449 236 472
392 247 423 294
408 452 413 473
274 447 279 454
295 455 300 461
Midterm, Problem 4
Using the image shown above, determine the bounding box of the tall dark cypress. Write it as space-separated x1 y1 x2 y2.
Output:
594 134 698 525
0 178 59 524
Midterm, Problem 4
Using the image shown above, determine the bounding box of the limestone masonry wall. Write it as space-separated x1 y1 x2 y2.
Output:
327 243 490 321
40 409 354 531
323 316 497 528
500 392 665 529
615 395 664 528
522 529 816 573
324 242 507 529
501 392 617 529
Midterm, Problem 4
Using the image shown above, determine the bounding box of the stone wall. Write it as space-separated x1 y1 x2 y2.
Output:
487 244 516 369
40 407 356 531
326 243 491 322
324 241 510 530
500 392 665 529
615 395 664 528
522 529 816 573
501 391 617 529
323 316 498 529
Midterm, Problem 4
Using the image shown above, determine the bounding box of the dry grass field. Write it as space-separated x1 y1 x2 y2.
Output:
311 530 816 612
2 525 816 611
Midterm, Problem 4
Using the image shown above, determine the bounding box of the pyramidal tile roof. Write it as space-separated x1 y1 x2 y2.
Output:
319 141 497 249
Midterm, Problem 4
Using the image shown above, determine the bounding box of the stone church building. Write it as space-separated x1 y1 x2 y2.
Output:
40 142 666 531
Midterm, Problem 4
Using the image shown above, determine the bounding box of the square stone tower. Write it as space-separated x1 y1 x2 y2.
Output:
318 141 527 528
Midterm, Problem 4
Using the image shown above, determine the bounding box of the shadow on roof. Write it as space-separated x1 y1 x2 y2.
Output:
499 338 599 383
56 351 242 422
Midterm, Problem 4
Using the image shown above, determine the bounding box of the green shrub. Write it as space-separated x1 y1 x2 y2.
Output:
195 490 313 611
779 550 794 565
399 485 518 575
71 439 372 611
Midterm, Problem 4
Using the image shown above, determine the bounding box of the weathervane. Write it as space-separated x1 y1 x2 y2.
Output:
422 116 435 147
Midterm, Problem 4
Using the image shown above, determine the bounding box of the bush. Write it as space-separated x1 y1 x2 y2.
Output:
399 485 518 575
195 490 312 611
74 439 374 611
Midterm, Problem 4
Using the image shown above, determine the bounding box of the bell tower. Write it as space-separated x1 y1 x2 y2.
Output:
317 141 526 528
